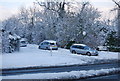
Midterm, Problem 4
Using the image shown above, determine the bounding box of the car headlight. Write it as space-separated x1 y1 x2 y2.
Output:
92 50 97 53
95 51 98 54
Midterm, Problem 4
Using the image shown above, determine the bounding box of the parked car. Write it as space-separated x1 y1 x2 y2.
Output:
70 44 98 56
20 38 27 47
96 46 108 51
38 40 58 50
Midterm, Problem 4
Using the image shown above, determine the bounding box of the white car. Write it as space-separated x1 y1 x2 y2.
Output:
70 44 98 56
97 46 108 51
38 40 58 50
20 38 27 47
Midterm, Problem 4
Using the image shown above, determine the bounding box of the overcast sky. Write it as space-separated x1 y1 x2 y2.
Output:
0 0 116 21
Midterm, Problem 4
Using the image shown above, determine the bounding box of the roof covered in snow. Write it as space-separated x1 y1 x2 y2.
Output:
73 44 86 46
43 40 57 43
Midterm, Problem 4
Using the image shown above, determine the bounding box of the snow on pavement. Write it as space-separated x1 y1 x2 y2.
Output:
1 44 120 69
2 68 120 79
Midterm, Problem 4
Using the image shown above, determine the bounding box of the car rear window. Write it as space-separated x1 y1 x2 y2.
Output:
72 45 77 48
21 41 26 43
50 43 55 45
44 42 49 45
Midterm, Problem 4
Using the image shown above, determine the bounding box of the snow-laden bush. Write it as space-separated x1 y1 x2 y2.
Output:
1 30 20 53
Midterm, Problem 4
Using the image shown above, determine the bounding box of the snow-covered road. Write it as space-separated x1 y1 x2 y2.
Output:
1 44 120 69
2 68 120 79
2 62 119 76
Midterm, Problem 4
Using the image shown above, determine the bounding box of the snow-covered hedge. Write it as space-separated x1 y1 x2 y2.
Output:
2 30 20 53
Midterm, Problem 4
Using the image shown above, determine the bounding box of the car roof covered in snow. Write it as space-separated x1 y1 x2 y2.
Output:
43 40 57 43
20 38 27 41
72 44 86 46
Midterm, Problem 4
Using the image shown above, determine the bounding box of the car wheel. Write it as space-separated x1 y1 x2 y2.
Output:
95 54 98 56
56 48 58 50
87 52 91 56
96 48 99 51
72 50 77 54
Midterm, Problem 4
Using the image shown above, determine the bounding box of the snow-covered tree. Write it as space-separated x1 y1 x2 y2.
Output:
1 0 114 50
112 0 120 38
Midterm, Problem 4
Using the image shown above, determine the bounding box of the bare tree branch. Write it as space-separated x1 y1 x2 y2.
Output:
80 2 89 13
112 0 120 8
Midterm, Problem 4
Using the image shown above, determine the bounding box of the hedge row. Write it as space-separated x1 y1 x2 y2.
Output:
108 47 120 52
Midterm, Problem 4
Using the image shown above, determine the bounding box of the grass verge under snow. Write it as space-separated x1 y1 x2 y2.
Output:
1 44 120 69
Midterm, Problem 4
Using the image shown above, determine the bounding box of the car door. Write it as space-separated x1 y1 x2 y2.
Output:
43 42 49 49
74 46 82 54
40 42 44 49
77 46 85 54
84 46 90 54
71 45 78 53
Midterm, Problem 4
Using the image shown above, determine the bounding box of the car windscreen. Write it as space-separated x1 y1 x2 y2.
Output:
84 46 90 50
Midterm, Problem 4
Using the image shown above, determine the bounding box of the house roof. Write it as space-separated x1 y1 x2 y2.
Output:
43 40 57 43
